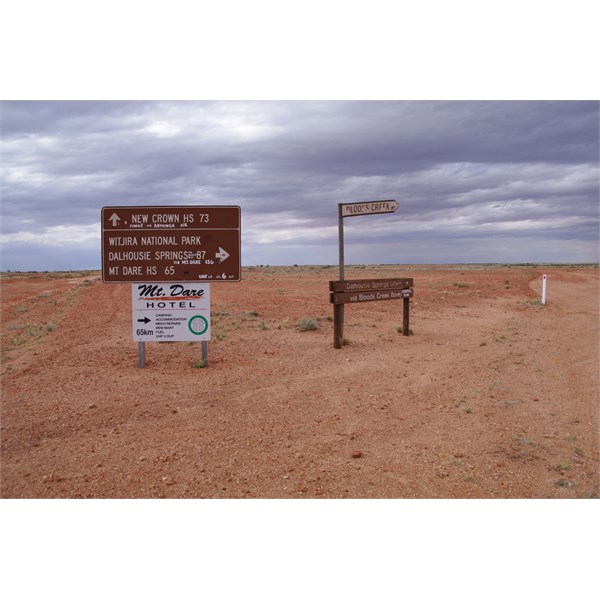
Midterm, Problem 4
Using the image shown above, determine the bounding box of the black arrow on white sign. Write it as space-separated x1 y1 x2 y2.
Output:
137 317 151 324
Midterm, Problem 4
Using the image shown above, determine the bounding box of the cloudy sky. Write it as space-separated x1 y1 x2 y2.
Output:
1 100 598 271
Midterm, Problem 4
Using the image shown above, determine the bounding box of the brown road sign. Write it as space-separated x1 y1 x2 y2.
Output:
102 205 241 282
329 278 413 293
329 276 415 345
329 278 414 305
331 289 412 305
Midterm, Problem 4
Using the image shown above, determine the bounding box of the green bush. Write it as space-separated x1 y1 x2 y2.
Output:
298 318 320 332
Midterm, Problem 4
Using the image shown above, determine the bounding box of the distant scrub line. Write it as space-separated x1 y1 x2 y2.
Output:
1 263 598 279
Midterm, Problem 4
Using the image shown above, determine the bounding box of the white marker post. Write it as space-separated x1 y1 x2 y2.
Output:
541 274 547 305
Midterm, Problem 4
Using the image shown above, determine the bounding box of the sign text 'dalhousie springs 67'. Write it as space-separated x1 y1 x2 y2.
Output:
102 205 240 282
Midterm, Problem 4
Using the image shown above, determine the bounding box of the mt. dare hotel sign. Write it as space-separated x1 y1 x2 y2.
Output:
101 205 241 282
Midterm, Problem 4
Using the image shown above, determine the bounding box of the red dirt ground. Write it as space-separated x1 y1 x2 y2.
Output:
1 264 598 498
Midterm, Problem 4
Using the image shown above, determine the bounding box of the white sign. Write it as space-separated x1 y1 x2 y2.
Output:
132 282 210 342
340 199 398 218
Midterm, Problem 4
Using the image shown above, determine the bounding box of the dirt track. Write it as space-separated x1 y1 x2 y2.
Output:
1 265 598 498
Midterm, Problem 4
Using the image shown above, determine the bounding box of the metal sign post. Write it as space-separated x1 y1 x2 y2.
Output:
335 200 399 348
338 203 346 281
336 204 346 348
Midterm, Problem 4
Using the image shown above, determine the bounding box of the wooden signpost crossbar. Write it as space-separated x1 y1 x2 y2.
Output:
331 288 412 304
330 278 413 293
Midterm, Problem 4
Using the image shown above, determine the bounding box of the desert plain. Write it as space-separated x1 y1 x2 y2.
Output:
1 264 598 498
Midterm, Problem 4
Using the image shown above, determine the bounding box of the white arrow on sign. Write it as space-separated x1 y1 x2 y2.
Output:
340 199 398 218
215 247 230 263
109 213 121 226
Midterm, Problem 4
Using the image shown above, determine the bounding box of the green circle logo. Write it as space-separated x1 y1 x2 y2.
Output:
188 315 208 336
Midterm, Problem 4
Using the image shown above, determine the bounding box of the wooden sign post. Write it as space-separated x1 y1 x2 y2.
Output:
335 200 400 348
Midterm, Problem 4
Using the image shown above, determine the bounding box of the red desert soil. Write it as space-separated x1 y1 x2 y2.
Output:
1 265 598 498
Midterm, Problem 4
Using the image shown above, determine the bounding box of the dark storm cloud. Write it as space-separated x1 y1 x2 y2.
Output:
1 100 598 269
258 101 598 174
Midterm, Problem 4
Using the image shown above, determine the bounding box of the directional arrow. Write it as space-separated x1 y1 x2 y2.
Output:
215 247 230 263
137 317 151 324
109 213 121 226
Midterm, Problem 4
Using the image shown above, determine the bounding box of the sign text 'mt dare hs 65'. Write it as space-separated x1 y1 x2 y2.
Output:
102 205 240 282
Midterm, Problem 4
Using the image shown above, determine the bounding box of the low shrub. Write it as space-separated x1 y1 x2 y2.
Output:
298 318 320 332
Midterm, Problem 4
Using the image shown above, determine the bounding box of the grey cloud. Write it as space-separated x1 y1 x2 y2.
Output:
0 101 155 137
255 101 598 173
1 100 598 269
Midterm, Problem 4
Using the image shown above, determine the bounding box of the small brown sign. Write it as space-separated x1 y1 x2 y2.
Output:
331 289 412 305
102 205 241 282
329 278 414 305
329 278 413 293
329 277 414 346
